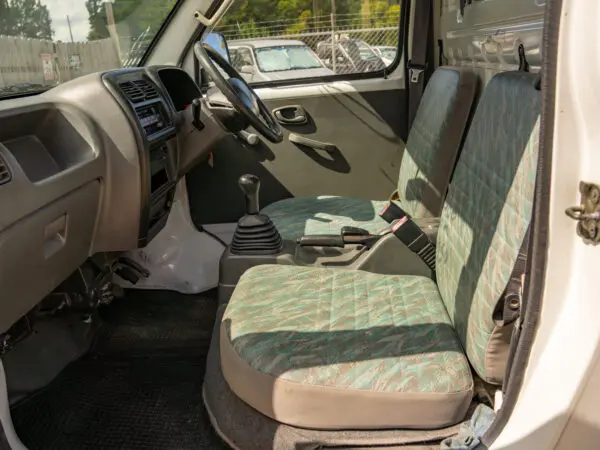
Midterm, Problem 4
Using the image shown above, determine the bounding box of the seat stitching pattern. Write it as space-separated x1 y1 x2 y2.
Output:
224 265 473 394
435 72 541 380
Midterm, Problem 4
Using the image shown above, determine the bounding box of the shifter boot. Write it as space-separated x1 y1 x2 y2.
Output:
230 175 284 255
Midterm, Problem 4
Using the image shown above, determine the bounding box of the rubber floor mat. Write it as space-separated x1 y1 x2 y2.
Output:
11 290 228 450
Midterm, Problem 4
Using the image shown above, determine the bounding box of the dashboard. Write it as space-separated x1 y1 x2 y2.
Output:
0 66 227 333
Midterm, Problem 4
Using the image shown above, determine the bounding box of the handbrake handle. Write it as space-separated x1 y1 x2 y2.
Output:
297 235 345 248
297 233 380 249
341 226 371 236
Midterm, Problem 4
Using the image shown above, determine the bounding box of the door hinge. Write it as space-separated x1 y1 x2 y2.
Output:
566 182 600 244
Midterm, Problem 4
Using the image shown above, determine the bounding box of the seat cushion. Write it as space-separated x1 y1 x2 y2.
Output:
221 265 473 430
263 196 392 240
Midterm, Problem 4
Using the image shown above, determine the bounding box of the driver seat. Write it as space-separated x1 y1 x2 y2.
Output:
263 67 477 240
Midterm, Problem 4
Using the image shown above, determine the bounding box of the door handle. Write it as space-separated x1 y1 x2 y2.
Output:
289 133 338 153
43 214 67 259
272 105 308 125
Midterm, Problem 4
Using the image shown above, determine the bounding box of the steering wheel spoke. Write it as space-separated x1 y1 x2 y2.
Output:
194 42 283 143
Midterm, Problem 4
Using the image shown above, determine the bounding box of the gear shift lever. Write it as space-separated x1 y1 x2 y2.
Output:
230 174 283 255
239 174 260 215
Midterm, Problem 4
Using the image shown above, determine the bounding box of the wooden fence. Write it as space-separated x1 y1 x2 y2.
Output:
0 36 121 89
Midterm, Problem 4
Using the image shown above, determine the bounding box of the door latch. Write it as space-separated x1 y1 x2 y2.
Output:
566 182 600 244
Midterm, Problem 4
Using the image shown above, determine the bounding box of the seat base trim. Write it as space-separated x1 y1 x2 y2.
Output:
204 306 473 450
221 325 473 430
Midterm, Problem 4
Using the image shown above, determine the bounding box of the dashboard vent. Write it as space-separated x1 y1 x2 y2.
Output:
0 153 11 185
119 78 160 103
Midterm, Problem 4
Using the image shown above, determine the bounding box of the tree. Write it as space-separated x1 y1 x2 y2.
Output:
0 0 13 36
218 0 370 35
86 0 110 40
0 0 53 39
86 0 177 41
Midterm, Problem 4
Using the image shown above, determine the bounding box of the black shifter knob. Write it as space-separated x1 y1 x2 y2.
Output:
239 174 260 215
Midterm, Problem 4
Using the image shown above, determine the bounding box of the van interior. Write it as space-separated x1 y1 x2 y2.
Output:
0 0 552 449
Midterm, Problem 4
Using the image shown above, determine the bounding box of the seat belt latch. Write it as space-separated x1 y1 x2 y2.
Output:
379 201 407 224
407 60 427 84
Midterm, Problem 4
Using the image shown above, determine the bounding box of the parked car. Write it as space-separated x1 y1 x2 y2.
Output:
373 45 397 65
316 37 387 74
229 39 334 83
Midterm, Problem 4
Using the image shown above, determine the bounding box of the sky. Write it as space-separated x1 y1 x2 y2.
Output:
43 0 92 42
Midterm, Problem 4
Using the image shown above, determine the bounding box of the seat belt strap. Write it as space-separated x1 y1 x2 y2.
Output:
407 0 432 130
500 225 532 393
494 227 531 327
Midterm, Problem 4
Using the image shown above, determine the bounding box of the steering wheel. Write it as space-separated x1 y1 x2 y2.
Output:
194 42 283 143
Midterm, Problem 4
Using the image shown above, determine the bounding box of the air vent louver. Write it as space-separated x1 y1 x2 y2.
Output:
0 154 11 185
119 78 159 103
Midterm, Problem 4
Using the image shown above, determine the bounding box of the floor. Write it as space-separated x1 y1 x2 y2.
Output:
10 289 228 450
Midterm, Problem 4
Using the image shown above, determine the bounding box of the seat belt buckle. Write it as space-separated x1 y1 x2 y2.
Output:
407 60 427 84
391 218 437 271
379 201 407 224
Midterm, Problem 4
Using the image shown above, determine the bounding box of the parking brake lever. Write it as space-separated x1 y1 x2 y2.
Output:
297 235 345 248
297 232 380 249
341 226 371 237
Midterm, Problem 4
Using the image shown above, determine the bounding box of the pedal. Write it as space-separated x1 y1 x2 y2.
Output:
116 257 150 278
115 265 141 284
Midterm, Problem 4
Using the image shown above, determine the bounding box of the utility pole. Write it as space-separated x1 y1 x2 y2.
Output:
105 1 122 61
66 15 74 42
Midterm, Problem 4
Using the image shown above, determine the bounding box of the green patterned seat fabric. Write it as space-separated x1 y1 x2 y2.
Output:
435 72 541 384
221 265 473 429
262 196 392 240
262 67 477 241
396 67 477 218
219 71 541 430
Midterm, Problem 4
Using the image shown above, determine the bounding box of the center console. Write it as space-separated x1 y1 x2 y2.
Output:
103 70 179 246
218 174 440 304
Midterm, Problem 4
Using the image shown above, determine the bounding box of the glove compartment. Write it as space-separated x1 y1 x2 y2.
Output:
0 181 101 333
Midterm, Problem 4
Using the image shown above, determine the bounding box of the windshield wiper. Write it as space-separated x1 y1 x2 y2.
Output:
290 65 321 70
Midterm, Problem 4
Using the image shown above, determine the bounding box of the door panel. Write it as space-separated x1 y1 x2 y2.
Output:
187 79 407 226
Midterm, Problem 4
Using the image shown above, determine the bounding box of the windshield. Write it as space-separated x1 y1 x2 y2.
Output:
0 0 178 99
254 46 324 73
379 48 397 60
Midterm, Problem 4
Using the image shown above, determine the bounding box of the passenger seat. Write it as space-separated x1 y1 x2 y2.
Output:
263 67 478 239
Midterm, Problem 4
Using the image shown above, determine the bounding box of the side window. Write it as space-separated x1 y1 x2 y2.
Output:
215 0 403 84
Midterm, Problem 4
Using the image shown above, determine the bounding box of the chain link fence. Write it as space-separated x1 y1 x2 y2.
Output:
215 12 400 75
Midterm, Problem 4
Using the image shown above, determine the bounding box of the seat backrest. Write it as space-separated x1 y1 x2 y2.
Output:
397 67 477 218
435 71 541 384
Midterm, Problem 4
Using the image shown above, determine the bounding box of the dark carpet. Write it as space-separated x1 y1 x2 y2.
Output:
11 289 227 450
